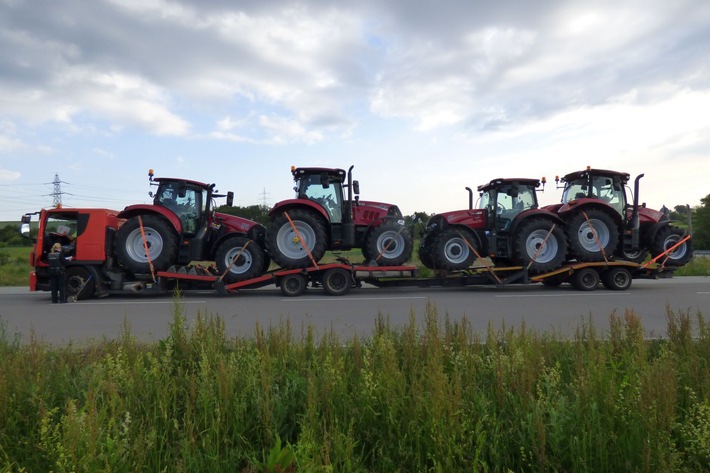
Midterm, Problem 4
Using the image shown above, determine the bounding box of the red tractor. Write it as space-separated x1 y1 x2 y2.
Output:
265 166 413 268
544 168 693 265
419 178 567 273
114 171 269 282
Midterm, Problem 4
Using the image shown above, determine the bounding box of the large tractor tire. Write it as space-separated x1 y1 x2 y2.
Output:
615 247 649 264
115 215 178 273
566 209 618 262
651 226 693 266
431 227 477 271
418 235 436 269
513 218 567 273
363 221 413 266
266 208 327 269
215 236 266 283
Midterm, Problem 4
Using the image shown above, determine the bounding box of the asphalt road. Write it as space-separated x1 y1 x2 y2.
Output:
1 276 709 345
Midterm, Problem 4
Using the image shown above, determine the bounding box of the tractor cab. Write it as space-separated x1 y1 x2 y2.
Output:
558 169 629 216
152 179 208 235
477 178 540 232
293 168 350 223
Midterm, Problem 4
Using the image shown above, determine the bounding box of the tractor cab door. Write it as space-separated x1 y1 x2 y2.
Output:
491 184 536 233
298 174 343 223
155 182 204 235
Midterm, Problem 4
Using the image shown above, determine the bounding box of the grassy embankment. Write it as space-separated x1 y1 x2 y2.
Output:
1 301 710 472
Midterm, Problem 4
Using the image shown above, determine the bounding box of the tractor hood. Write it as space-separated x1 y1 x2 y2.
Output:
214 212 263 233
353 200 404 224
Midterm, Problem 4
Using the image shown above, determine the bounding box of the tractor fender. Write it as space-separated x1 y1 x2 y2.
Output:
269 199 330 223
509 209 564 235
644 219 673 243
117 205 183 234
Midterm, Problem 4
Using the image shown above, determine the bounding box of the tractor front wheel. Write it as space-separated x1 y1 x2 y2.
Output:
362 221 413 266
566 209 618 262
266 209 327 269
115 215 178 273
215 236 266 283
431 228 477 271
513 219 567 273
652 226 693 266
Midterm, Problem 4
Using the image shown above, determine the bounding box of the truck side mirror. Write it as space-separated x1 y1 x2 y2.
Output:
226 191 234 207
20 223 30 238
353 180 360 195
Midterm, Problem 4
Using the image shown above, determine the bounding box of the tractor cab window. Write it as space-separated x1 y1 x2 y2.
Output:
44 213 78 259
298 174 343 223
155 182 203 234
495 185 534 231
591 176 625 215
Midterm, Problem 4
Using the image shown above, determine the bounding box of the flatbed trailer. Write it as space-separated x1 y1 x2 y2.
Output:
151 258 675 297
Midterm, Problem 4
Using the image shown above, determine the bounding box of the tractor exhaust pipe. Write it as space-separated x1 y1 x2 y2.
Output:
466 187 473 210
342 165 355 248
630 173 644 248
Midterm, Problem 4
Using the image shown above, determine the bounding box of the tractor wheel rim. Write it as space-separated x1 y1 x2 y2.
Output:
664 235 687 260
126 227 164 263
224 247 253 275
276 221 316 259
577 219 610 252
444 237 470 264
526 229 559 264
377 231 405 258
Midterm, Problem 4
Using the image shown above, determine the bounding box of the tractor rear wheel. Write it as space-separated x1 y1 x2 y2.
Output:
431 228 477 271
566 209 618 262
652 226 693 266
513 219 567 273
362 221 413 266
115 215 178 273
266 209 327 269
215 236 266 283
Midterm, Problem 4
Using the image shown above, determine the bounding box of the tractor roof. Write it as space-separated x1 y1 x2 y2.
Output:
561 168 630 184
477 178 541 192
153 176 212 189
291 167 347 182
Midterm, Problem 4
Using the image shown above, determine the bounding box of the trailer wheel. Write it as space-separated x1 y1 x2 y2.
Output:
266 209 327 269
115 215 178 273
363 221 413 266
215 236 266 283
279 273 308 297
571 267 599 291
651 226 693 266
601 267 632 290
513 219 567 273
431 228 477 270
566 209 618 262
66 266 96 300
322 267 352 296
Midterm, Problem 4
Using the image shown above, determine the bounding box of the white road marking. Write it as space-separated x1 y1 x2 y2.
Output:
282 296 428 302
495 293 630 298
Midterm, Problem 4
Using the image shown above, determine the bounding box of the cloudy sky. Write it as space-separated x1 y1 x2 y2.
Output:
1 0 709 221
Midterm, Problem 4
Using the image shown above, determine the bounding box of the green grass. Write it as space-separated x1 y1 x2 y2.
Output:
0 247 31 287
1 301 710 472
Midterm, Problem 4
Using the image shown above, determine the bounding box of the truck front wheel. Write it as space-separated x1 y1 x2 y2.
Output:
115 215 178 273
